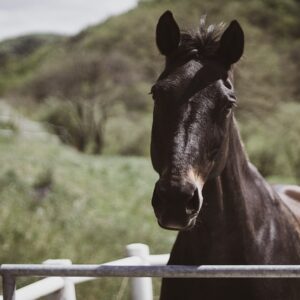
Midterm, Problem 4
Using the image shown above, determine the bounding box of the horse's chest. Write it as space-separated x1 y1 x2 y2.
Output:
160 278 300 300
160 278 254 300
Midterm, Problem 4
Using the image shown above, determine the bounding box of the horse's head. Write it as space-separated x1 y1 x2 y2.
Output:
151 11 244 231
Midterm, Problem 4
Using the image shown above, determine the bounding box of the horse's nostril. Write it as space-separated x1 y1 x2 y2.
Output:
185 189 200 215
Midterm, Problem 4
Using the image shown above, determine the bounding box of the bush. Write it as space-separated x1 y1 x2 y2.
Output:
39 91 152 156
40 98 110 154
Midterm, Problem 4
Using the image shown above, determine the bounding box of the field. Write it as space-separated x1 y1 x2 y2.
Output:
0 112 176 299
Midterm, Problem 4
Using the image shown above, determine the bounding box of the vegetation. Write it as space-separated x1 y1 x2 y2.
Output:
0 123 175 299
0 0 299 299
240 103 300 181
0 34 65 95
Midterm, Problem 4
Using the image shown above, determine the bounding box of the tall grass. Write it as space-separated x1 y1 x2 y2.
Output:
0 133 175 299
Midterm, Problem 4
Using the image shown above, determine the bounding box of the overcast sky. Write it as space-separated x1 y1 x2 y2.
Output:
0 0 138 41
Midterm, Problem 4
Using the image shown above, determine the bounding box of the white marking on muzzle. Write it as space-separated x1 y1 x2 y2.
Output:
188 169 204 209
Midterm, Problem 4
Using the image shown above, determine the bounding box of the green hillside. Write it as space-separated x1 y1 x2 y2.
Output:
0 33 64 59
0 0 299 181
0 33 65 94
2 0 300 105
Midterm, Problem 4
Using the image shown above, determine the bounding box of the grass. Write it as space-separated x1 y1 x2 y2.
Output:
0 131 176 299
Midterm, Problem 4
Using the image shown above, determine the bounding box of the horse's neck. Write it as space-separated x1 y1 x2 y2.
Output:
203 119 263 228
200 119 300 263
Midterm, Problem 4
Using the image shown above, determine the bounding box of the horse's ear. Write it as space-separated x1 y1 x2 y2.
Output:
156 10 180 56
217 20 244 67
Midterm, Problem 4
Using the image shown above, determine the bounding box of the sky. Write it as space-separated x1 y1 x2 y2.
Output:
0 0 138 41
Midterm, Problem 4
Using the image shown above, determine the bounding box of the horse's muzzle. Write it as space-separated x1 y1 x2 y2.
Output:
151 178 202 231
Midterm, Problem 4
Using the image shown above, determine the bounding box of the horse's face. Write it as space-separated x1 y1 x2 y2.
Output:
151 11 244 231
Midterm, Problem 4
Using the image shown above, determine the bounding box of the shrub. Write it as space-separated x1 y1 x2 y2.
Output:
40 98 110 154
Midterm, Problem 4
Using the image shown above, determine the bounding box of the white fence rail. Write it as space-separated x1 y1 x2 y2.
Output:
1 243 300 300
0 243 169 300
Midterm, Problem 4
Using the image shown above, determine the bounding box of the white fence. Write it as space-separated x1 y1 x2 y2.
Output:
0 243 169 300
1 243 300 300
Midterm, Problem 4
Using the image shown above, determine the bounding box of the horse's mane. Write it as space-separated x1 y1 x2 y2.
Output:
179 16 225 60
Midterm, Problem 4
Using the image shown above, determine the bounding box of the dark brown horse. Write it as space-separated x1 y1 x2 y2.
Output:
150 11 300 300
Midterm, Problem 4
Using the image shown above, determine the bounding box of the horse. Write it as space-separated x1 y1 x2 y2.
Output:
150 10 300 300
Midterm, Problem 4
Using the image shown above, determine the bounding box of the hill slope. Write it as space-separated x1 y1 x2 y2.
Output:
1 0 299 105
0 34 65 93
0 0 300 178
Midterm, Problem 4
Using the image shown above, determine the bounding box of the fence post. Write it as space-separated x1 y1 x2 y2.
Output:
43 259 76 300
2 275 16 300
126 243 153 300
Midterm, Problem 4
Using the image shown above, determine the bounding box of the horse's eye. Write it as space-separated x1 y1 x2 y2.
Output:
224 99 237 116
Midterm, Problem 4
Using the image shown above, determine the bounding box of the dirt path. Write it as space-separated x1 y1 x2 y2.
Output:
0 100 56 141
